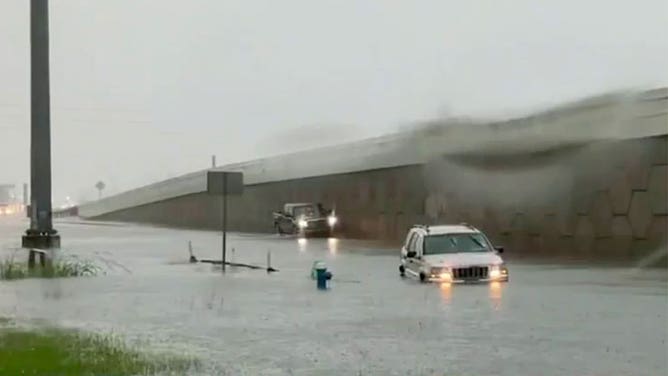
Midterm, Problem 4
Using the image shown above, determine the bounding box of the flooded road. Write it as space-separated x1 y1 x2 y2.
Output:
1 217 666 375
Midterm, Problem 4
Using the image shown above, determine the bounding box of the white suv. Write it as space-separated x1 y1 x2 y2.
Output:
399 223 509 283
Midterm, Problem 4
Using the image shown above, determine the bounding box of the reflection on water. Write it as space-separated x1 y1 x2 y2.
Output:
489 282 503 310
438 282 504 308
439 282 452 303
327 238 338 254
297 237 307 252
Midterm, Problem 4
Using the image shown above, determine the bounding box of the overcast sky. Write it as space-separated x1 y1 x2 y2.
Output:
1 0 666 204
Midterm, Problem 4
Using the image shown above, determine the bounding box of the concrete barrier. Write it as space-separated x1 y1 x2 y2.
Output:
53 206 78 218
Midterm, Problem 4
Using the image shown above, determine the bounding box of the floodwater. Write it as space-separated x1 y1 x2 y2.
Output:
1 217 666 375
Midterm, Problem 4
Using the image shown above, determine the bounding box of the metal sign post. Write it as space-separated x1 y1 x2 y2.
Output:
221 173 227 271
207 171 243 273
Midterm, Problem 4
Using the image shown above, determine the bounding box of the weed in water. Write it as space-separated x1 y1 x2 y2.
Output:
0 328 198 376
0 254 101 280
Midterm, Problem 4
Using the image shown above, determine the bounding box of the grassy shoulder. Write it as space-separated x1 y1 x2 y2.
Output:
0 327 198 376
0 256 99 280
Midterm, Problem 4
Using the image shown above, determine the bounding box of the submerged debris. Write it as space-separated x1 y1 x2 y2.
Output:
186 242 278 273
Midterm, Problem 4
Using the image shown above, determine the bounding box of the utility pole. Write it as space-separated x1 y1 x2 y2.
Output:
211 155 216 168
23 0 60 250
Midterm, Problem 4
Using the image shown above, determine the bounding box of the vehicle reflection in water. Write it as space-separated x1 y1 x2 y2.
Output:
327 237 338 254
439 282 503 307
297 237 307 252
489 281 503 310
439 282 452 303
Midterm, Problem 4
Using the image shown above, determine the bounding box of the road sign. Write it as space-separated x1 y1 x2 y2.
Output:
206 171 244 272
207 171 243 195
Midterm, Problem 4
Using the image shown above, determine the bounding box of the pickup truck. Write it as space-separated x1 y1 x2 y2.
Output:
273 202 338 237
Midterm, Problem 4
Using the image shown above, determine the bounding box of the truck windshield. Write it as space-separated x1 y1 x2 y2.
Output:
423 233 490 254
293 205 319 218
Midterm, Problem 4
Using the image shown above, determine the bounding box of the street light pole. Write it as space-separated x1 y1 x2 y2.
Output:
23 0 60 250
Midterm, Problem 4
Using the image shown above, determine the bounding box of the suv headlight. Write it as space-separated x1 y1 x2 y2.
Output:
431 267 452 280
489 264 507 279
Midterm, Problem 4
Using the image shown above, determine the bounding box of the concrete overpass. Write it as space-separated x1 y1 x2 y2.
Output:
79 88 667 262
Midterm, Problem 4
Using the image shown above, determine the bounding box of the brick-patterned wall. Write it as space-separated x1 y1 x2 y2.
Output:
422 136 667 261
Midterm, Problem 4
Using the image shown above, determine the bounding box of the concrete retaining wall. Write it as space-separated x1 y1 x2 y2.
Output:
79 88 667 218
92 135 666 262
81 88 668 262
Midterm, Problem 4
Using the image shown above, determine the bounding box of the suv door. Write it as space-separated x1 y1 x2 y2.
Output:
414 234 426 273
401 231 413 259
405 232 422 276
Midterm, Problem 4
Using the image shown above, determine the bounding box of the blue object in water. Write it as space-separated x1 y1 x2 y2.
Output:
313 261 332 290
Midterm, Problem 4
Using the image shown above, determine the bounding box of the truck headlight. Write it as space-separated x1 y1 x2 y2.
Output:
327 215 337 226
298 219 308 228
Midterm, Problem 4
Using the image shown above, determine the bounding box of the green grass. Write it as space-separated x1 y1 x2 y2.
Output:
0 328 198 376
0 255 100 280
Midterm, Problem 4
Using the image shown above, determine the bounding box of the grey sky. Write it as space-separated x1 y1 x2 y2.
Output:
1 0 666 204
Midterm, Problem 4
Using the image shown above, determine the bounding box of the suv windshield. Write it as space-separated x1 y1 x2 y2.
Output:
423 233 490 254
